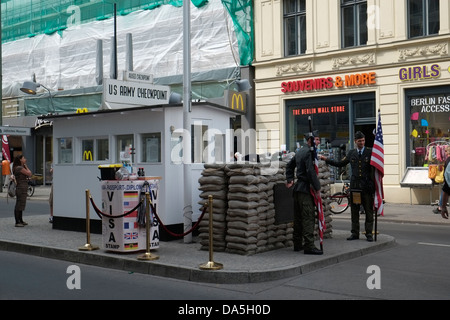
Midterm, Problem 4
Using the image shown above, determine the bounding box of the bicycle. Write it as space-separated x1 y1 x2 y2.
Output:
27 178 35 197
329 181 350 214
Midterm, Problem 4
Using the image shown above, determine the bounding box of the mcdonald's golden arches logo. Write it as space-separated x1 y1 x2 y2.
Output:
228 91 246 112
83 150 93 161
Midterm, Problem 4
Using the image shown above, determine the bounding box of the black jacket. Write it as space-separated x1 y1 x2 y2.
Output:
286 147 321 194
326 147 375 193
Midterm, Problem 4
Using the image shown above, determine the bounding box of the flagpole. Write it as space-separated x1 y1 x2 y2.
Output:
374 108 381 242
308 116 323 252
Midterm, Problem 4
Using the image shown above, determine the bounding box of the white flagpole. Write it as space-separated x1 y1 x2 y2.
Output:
183 0 193 243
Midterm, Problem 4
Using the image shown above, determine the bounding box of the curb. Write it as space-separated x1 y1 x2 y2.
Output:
0 234 396 284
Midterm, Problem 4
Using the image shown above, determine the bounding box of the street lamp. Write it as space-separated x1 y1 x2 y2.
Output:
20 81 56 114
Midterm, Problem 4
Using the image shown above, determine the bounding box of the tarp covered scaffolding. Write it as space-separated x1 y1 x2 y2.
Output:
2 0 254 103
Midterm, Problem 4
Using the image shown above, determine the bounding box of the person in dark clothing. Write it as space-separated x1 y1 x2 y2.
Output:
440 151 450 219
286 133 323 255
12 154 32 227
320 131 375 241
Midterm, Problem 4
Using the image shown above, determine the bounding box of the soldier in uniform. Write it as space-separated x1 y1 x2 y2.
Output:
286 132 323 255
320 131 375 241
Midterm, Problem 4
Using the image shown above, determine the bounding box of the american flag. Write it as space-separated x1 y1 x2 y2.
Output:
310 141 326 249
371 112 384 216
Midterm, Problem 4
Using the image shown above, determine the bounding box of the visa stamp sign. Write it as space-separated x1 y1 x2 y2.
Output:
104 78 170 106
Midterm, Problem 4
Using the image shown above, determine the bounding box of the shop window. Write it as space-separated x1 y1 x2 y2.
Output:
286 93 375 181
407 88 450 167
58 137 73 164
341 0 367 48
141 133 161 163
116 134 134 163
408 0 440 39
284 0 307 56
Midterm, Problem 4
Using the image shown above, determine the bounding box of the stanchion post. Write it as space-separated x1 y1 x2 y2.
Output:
199 195 223 270
79 189 99 251
137 192 159 261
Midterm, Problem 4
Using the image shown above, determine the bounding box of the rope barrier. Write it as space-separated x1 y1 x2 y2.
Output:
151 202 208 238
88 194 208 238
89 195 143 219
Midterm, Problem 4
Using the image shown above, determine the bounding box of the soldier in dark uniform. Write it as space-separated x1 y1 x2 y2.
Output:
320 131 375 241
286 132 323 255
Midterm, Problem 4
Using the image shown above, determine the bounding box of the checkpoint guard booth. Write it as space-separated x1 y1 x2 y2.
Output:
44 98 244 244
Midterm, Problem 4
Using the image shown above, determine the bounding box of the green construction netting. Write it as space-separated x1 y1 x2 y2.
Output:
220 0 253 66
1 0 253 65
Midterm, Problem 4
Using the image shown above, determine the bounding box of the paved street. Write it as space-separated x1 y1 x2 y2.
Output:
1 186 450 301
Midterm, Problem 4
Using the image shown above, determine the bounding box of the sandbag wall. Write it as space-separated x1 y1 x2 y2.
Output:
198 160 333 255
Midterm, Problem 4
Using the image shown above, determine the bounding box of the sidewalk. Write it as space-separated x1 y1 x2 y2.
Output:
0 186 448 284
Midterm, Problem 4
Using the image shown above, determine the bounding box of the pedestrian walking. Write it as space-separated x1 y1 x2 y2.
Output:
12 154 32 227
49 166 53 223
286 132 323 255
320 131 375 241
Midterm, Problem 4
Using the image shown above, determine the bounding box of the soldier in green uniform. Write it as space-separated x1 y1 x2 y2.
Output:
320 131 375 241
286 132 323 255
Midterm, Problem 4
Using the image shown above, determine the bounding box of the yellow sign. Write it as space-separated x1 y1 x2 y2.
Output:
83 150 93 161
76 108 89 113
229 92 246 112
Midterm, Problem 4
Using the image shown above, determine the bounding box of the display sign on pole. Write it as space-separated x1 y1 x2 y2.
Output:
0 126 31 136
101 179 160 252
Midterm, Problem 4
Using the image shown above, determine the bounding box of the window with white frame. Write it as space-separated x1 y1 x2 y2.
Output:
58 137 73 164
141 133 161 163
341 0 367 48
408 0 440 39
116 134 134 163
283 0 307 57
80 137 109 162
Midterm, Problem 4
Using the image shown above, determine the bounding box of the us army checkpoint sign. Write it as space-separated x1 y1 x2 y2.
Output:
103 78 170 106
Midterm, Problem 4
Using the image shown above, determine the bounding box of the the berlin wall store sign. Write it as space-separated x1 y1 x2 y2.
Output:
281 72 377 94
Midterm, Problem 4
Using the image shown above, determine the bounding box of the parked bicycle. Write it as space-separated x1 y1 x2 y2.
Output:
329 181 350 214
27 177 35 197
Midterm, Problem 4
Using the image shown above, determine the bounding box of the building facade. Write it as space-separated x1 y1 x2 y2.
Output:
253 0 450 204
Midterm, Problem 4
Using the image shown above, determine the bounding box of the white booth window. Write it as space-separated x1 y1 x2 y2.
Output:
141 133 161 163
191 123 208 163
97 138 109 161
58 137 73 164
81 137 109 162
116 134 134 162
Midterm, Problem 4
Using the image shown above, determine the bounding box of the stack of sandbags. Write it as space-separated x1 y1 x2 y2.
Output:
224 164 265 255
317 159 333 239
197 164 228 252
196 158 332 256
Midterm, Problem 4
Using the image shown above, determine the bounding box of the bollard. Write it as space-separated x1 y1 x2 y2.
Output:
199 195 223 270
137 192 159 261
79 189 99 251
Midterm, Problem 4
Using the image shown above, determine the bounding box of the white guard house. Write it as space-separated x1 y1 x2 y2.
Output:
43 101 244 240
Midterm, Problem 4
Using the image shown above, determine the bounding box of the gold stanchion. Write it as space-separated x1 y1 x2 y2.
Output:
137 192 159 261
79 189 99 251
199 195 223 270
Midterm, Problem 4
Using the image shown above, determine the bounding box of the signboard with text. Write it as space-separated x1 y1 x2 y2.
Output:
103 78 170 106
0 126 31 136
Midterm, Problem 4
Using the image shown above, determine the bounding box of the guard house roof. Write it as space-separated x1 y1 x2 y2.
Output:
38 101 245 120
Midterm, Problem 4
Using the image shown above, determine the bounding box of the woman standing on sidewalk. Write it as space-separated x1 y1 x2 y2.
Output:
12 155 32 227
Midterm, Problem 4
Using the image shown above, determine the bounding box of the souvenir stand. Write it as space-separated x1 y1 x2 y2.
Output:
99 164 161 252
